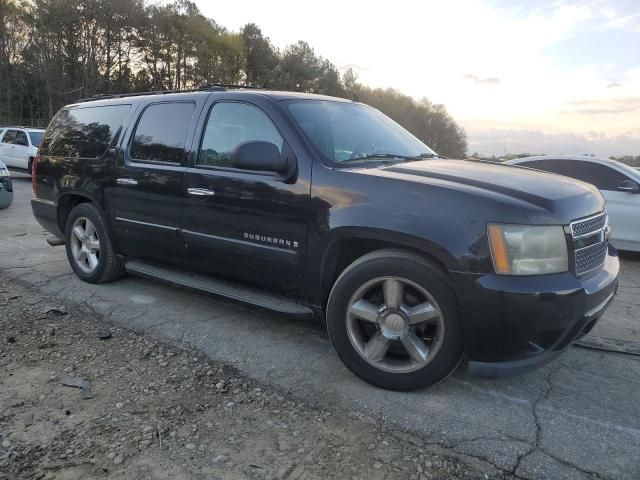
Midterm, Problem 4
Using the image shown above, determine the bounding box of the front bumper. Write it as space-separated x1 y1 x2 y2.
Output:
453 246 619 378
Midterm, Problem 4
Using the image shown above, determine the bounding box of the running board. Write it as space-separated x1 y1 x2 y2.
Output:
124 260 313 319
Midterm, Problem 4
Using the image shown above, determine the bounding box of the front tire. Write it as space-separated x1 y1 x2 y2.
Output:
326 250 463 391
64 203 124 283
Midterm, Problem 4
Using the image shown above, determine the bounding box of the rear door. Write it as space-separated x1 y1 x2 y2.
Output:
113 99 202 265
182 97 311 295
0 129 18 167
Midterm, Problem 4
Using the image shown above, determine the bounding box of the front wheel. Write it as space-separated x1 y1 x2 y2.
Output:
64 203 124 283
326 250 463 391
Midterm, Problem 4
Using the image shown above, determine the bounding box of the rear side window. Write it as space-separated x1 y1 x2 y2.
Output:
130 102 195 164
15 131 29 146
524 159 627 191
40 104 131 158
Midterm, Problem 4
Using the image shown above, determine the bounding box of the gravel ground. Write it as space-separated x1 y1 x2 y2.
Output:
0 279 509 480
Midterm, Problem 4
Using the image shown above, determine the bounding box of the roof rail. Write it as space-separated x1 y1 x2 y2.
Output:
0 125 44 130
77 83 263 103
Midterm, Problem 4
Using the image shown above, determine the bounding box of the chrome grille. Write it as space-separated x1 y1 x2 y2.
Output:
571 212 607 238
570 211 608 275
575 242 608 275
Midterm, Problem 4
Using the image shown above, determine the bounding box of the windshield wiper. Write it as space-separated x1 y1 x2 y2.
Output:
338 152 439 166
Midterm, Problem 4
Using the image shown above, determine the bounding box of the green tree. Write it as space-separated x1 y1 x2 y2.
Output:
241 23 278 87
0 0 468 156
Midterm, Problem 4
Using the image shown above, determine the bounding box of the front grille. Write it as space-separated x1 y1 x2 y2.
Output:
575 242 608 275
571 213 606 238
570 211 608 275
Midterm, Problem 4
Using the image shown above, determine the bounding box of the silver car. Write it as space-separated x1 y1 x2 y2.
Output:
0 159 13 209
506 155 640 252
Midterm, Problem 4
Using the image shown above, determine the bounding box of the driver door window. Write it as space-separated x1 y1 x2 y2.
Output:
198 102 283 169
1 130 17 144
526 160 627 191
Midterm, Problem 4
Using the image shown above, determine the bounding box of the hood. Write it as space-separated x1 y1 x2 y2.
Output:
367 159 605 222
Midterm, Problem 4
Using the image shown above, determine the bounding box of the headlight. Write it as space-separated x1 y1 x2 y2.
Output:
488 224 568 275
0 168 9 177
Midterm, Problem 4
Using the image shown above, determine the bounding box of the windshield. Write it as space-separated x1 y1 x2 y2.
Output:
285 100 437 164
28 131 44 147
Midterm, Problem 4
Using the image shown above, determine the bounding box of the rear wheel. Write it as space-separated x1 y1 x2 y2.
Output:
326 250 463 391
64 203 124 283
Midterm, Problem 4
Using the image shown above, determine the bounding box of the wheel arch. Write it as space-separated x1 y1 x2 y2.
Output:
57 192 102 233
318 228 457 308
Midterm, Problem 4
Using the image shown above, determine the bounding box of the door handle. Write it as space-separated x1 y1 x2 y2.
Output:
187 188 215 197
117 178 138 186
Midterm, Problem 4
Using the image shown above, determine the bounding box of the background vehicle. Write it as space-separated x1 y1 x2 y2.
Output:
506 155 640 252
0 160 13 209
31 89 618 391
0 127 45 174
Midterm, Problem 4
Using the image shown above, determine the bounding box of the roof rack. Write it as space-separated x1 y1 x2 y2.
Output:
77 83 263 103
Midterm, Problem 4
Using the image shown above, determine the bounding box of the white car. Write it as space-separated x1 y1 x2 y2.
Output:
506 155 640 252
0 159 13 209
0 126 45 174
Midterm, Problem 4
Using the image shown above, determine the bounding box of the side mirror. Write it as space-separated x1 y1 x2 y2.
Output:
617 179 640 193
231 141 289 174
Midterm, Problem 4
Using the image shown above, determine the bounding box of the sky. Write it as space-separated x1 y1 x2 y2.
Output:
195 0 640 157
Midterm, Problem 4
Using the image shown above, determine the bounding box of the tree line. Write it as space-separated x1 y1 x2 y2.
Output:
0 0 467 158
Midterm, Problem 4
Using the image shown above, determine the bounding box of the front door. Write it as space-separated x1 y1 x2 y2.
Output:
182 99 311 295
13 130 31 170
0 129 18 168
113 100 200 264
603 186 640 249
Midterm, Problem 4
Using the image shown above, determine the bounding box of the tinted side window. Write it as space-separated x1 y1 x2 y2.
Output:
15 131 29 146
525 160 627 191
28 131 44 147
40 104 131 158
2 130 17 144
198 102 283 168
131 102 195 164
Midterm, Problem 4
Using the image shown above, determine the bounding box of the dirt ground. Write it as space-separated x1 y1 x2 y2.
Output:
0 279 508 480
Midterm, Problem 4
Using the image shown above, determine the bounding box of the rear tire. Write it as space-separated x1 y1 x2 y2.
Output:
64 203 124 284
326 249 463 391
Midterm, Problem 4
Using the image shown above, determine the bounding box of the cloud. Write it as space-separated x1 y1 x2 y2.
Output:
606 82 622 88
563 97 640 115
465 126 640 157
463 74 500 85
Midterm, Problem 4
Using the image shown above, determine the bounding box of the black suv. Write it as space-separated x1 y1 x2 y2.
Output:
31 88 619 390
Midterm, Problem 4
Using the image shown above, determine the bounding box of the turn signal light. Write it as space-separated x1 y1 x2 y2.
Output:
488 224 511 274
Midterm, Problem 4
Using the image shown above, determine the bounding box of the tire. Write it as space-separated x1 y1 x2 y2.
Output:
326 249 463 391
28 157 33 176
64 202 124 284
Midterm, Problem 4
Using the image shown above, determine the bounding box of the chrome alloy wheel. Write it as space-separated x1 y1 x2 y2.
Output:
69 217 101 274
346 277 445 373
